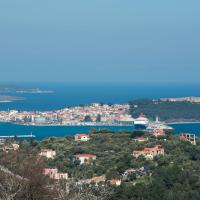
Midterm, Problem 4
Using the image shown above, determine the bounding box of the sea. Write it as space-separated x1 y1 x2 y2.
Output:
0 82 200 140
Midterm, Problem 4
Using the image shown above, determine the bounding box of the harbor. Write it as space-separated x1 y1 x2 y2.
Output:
0 122 199 140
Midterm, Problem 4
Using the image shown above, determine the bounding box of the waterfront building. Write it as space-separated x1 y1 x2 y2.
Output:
132 145 164 160
34 116 47 124
74 154 96 164
116 115 135 125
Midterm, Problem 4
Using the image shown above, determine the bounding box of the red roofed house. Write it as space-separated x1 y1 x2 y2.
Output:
74 154 96 164
75 134 90 141
153 129 165 137
132 145 164 160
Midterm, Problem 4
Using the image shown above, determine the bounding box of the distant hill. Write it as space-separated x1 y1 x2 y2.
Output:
129 99 200 122
0 95 25 102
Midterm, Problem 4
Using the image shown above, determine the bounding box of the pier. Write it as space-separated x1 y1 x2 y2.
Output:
0 133 36 139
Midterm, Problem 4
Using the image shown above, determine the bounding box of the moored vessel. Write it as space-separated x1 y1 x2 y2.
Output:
134 113 149 130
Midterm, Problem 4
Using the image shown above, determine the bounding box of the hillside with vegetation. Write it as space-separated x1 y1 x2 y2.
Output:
129 99 200 122
1 130 200 199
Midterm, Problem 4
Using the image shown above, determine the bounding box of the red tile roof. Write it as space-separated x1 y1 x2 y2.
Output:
74 154 96 158
75 134 89 136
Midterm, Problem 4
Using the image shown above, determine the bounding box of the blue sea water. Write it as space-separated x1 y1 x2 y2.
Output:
0 83 200 139
0 123 199 140
0 83 200 111
0 123 134 140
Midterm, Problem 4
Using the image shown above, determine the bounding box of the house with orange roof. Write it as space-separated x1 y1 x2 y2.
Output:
132 145 164 160
74 154 96 164
75 134 90 141
153 129 165 137
91 175 106 184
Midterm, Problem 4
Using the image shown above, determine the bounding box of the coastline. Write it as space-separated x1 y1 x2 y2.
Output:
1 122 134 127
2 120 200 127
166 121 200 125
0 121 200 140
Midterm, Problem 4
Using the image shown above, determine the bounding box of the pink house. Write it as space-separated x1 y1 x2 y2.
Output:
43 168 68 180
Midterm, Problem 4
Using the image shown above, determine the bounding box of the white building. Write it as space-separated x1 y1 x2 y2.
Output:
43 168 68 180
75 134 90 141
74 154 96 164
39 149 56 159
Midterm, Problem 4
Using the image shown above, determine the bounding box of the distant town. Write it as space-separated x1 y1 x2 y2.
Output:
0 103 134 126
1 96 200 126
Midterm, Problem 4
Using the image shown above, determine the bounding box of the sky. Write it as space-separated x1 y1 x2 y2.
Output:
0 0 200 83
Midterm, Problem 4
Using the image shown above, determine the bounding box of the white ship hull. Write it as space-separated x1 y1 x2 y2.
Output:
134 114 149 130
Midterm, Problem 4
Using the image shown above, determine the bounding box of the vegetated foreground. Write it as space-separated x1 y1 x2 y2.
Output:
1 129 200 200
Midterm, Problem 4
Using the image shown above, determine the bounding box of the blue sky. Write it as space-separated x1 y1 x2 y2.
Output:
0 0 200 83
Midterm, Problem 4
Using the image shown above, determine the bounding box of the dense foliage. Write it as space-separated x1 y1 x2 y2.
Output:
129 99 200 122
1 130 200 199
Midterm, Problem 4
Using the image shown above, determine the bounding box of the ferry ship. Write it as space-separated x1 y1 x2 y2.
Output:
134 113 149 130
146 117 173 130
134 115 173 130
146 123 173 130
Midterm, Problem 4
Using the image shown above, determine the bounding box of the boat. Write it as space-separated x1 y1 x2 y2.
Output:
134 113 149 130
146 116 173 130
146 123 173 130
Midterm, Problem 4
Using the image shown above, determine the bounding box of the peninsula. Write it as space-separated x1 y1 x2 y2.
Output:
129 98 200 123
0 95 26 103
1 97 200 126
0 85 54 94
